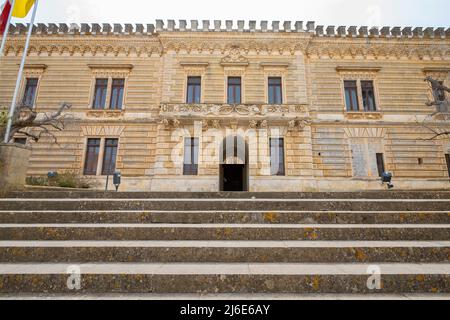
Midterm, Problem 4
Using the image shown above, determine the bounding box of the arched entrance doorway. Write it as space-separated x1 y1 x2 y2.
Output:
219 135 249 191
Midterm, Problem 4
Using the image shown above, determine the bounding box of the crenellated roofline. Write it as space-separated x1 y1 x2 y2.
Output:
4 20 450 39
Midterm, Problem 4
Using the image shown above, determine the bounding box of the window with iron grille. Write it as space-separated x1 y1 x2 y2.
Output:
186 77 201 104
183 137 199 175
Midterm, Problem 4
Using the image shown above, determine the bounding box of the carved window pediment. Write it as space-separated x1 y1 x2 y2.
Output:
260 62 290 69
180 61 209 75
220 47 249 67
336 66 381 80
88 64 133 78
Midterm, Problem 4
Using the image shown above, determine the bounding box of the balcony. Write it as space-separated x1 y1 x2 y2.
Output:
160 103 309 120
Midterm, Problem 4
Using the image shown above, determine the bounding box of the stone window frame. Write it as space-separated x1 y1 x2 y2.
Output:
179 126 203 176
223 68 247 105
260 63 290 105
182 136 200 176
87 64 133 111
266 127 288 177
18 64 47 110
80 125 124 177
336 66 382 115
180 62 209 104
81 136 121 177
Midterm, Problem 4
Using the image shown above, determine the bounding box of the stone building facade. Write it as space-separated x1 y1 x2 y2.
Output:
0 20 449 191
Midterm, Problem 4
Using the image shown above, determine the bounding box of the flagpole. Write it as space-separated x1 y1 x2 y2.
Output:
0 0 16 57
4 0 39 143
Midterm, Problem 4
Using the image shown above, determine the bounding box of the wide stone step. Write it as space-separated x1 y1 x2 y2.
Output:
5 190 450 199
1 210 448 224
1 224 449 241
0 241 448 263
1 198 449 211
0 263 448 294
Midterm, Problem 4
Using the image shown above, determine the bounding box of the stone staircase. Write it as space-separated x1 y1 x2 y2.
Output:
0 191 449 298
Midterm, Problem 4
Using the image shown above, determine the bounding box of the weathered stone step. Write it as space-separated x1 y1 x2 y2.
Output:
1 210 448 224
0 241 448 263
2 293 450 300
5 190 450 199
0 263 448 294
1 224 449 241
1 198 449 211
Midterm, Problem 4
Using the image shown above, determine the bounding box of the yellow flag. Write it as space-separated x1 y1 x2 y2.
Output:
12 0 36 18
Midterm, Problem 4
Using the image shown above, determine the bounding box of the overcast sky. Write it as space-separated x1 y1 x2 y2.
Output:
9 0 450 27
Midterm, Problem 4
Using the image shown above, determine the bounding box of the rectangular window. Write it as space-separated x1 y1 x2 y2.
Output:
268 77 283 104
445 154 450 177
344 80 359 111
186 76 201 104
84 138 101 175
101 138 119 175
110 79 125 110
270 138 285 176
437 81 446 102
183 137 199 175
376 153 386 177
92 79 108 109
22 78 38 107
14 138 27 145
361 80 377 111
227 77 242 104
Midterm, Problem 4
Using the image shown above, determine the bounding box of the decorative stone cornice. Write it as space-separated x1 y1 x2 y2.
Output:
88 64 134 70
260 62 290 69
23 64 47 70
336 66 381 72
306 38 449 60
3 21 449 59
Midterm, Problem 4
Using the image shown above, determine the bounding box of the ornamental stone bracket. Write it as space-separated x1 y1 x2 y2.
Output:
159 103 311 129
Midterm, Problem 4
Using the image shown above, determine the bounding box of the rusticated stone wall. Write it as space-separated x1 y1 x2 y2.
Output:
0 20 449 191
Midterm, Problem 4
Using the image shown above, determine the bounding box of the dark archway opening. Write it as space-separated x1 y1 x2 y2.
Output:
219 135 248 192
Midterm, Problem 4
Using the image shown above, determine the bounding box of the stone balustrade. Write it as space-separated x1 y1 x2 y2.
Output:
5 21 449 39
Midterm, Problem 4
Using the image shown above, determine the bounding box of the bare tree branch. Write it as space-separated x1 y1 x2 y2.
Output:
1 102 72 143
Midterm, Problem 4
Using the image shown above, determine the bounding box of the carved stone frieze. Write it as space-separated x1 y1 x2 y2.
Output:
4 32 448 59
160 103 309 120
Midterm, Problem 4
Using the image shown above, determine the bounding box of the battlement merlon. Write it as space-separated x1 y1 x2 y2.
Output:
4 21 450 39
